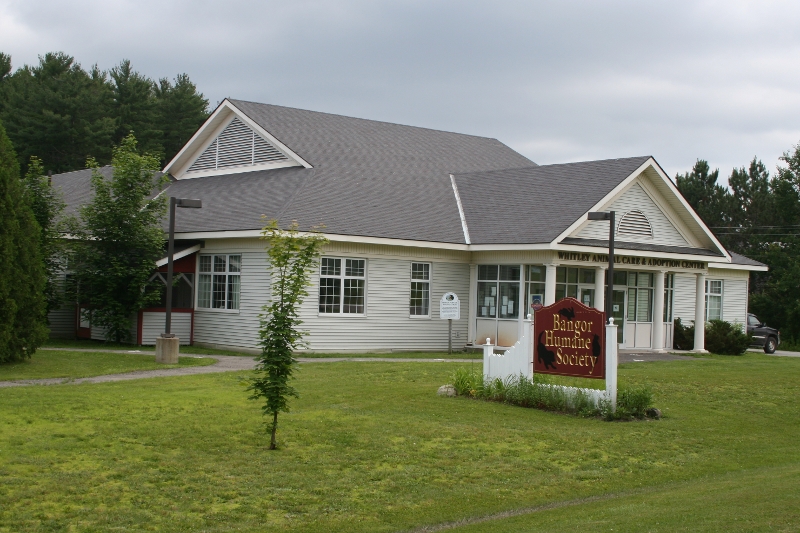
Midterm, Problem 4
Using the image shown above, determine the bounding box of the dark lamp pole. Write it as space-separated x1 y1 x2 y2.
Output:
162 197 202 338
587 210 616 324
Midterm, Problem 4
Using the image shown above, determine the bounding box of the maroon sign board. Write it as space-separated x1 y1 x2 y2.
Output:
533 297 605 379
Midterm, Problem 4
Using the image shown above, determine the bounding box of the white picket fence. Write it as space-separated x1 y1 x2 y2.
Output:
481 315 618 409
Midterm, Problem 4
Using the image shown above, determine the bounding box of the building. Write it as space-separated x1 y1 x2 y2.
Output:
48 99 766 352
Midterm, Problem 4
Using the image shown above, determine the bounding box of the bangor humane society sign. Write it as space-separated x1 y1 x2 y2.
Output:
534 298 605 379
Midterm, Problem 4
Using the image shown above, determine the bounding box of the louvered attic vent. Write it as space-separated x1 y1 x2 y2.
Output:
617 210 653 238
187 117 289 173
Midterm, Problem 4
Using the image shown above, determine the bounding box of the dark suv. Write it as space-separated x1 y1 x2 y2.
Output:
747 313 780 354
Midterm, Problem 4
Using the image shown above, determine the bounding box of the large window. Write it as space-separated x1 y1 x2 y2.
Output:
705 279 723 321
524 265 546 314
556 267 595 307
477 265 520 319
627 272 653 322
409 262 430 317
319 257 366 314
198 255 240 310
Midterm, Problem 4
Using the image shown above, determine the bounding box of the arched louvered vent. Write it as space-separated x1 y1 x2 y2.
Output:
187 117 289 173
617 210 653 238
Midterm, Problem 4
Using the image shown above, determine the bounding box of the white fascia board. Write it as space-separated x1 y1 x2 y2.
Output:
467 243 555 251
644 159 731 262
550 158 654 246
162 100 231 176
231 102 312 169
155 244 202 267
550 158 732 263
176 159 300 180
706 262 768 272
449 174 471 244
162 99 312 179
173 230 471 251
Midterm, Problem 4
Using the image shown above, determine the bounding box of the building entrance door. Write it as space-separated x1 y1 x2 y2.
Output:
611 290 625 345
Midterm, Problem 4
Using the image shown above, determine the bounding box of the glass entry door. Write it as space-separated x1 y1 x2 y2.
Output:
611 290 626 345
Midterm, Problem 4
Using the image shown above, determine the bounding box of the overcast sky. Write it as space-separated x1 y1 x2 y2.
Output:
2 0 799 181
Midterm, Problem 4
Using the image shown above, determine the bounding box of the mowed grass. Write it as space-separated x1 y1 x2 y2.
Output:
0 353 798 532
0 350 216 380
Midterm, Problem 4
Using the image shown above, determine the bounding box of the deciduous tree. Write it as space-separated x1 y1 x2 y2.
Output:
73 134 167 342
247 220 327 449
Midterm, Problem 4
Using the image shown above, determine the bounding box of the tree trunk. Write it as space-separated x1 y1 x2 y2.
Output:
269 410 279 450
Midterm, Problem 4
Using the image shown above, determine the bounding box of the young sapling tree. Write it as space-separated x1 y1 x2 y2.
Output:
248 219 327 449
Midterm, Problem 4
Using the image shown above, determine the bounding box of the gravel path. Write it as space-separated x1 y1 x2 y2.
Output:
3 346 793 389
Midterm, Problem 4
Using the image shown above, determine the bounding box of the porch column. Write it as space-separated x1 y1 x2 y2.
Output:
594 266 606 312
694 272 707 352
468 263 477 344
652 270 666 352
518 263 525 341
545 264 557 305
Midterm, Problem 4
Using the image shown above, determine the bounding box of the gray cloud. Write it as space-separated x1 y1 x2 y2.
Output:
2 0 799 181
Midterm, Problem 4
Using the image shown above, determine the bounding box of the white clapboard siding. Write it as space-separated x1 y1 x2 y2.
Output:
673 273 698 325
192 248 271 350
301 257 471 352
140 312 192 345
48 305 75 338
574 182 690 247
721 279 748 328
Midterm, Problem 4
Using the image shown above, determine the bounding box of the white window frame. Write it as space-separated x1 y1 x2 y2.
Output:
705 279 723 322
318 257 367 316
409 262 431 318
195 254 242 312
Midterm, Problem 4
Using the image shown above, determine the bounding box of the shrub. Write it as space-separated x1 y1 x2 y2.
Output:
704 319 752 355
446 368 656 421
673 317 695 350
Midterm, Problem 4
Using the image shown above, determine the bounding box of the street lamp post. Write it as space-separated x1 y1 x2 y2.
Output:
156 197 202 363
587 210 615 324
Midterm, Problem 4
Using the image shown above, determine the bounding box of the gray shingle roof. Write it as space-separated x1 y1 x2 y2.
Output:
190 99 536 243
454 157 651 245
728 250 766 267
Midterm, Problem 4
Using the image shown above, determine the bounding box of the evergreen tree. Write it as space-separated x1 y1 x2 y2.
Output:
110 59 162 156
0 121 48 363
726 158 774 254
22 156 66 313
73 134 167 342
156 74 209 164
676 160 732 231
0 52 115 173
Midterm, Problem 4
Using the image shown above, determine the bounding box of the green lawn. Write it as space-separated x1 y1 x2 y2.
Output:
0 350 216 380
0 353 798 532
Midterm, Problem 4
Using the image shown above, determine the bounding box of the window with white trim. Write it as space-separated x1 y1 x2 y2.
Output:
319 258 366 314
197 254 241 310
410 263 430 317
705 279 723 321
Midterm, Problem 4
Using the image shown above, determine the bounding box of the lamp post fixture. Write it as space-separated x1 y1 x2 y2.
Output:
163 197 202 337
587 210 615 324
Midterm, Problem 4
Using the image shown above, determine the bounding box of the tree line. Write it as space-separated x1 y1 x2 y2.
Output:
676 144 800 343
0 52 209 174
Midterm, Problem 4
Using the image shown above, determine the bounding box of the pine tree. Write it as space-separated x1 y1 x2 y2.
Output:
0 121 48 363
156 74 209 164
0 52 115 173
110 60 162 156
675 160 732 232
22 156 66 313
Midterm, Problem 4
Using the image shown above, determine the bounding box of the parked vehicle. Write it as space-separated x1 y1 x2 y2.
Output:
747 313 780 354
